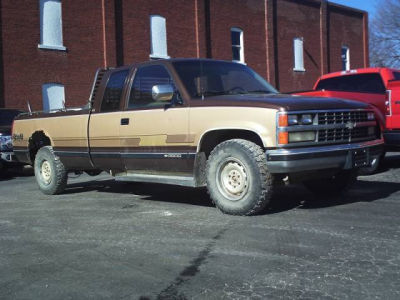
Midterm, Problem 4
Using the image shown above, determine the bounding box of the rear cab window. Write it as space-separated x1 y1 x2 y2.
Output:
100 69 130 112
392 72 400 81
316 73 386 94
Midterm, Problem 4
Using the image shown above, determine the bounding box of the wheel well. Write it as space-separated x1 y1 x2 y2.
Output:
29 131 51 163
199 130 264 157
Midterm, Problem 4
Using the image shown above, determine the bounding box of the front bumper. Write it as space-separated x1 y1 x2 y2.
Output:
1 151 17 163
266 139 384 173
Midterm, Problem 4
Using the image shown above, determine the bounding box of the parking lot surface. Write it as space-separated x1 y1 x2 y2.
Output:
0 154 400 300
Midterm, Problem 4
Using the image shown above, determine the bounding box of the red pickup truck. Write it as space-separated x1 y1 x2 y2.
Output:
295 68 400 172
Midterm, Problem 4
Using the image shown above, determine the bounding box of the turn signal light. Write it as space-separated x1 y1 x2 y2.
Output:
385 90 392 116
278 114 288 127
278 132 288 144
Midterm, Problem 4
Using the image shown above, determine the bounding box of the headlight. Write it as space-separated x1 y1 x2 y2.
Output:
300 114 313 125
367 112 375 121
288 115 298 125
288 131 316 143
281 114 314 126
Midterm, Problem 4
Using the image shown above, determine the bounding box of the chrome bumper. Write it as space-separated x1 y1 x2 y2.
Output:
266 139 384 173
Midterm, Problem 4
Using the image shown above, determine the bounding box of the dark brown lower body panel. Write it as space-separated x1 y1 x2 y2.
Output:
55 146 197 175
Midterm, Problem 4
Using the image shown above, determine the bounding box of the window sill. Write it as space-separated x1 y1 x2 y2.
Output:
38 44 67 51
293 68 306 72
149 54 170 60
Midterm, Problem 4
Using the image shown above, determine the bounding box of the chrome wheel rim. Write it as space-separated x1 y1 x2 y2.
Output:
41 160 52 185
216 158 249 201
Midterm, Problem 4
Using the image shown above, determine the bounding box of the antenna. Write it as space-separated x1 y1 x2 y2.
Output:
27 100 32 115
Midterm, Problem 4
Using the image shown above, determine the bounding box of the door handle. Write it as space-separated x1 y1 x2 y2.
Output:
121 118 129 125
395 101 400 105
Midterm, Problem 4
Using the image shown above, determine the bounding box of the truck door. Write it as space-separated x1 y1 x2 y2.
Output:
386 80 400 129
119 64 194 175
88 68 130 171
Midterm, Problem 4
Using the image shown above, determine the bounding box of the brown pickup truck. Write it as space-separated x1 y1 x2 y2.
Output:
13 59 383 215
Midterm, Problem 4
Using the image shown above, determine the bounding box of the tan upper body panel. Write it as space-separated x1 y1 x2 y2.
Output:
119 107 191 148
13 105 277 151
189 106 278 150
13 114 89 149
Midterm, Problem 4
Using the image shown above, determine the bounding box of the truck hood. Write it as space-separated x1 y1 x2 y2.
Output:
190 93 370 111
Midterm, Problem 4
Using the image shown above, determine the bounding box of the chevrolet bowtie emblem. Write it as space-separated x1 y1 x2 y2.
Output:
345 121 356 129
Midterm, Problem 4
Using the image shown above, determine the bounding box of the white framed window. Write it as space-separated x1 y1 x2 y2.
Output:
38 0 66 51
42 83 65 111
293 37 305 72
231 27 245 64
342 46 350 71
150 15 169 59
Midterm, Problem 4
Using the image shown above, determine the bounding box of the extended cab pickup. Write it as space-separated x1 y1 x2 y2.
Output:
13 59 383 215
295 68 400 150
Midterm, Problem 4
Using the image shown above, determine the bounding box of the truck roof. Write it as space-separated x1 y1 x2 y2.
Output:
318 67 400 80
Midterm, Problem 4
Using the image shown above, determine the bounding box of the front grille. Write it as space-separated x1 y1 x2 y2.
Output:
318 127 372 143
318 111 369 125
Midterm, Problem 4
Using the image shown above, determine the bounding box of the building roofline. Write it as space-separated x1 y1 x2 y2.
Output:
326 0 368 16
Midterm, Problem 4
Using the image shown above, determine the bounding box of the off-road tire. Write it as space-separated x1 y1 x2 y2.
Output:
34 146 67 195
206 139 274 216
303 170 357 196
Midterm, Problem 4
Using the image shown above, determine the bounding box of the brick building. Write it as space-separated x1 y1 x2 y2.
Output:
0 0 368 110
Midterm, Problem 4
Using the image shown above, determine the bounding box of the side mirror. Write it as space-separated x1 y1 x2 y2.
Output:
152 84 174 102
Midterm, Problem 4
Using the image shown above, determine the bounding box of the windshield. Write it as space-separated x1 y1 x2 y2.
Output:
172 60 278 98
0 110 22 126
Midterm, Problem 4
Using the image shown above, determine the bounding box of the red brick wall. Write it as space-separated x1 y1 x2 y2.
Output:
1 0 105 110
328 5 365 73
0 0 369 109
275 0 322 93
121 0 205 65
208 0 268 79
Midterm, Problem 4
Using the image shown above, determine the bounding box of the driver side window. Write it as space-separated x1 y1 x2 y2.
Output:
128 65 176 109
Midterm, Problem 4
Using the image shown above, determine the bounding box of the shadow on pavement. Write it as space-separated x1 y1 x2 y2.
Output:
267 178 400 214
59 152 400 214
63 173 400 215
0 165 34 181
64 178 214 208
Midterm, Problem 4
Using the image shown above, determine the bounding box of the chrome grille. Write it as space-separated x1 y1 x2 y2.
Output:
318 111 369 125
318 127 371 143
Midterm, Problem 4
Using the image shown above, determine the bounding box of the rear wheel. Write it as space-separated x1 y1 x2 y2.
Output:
34 146 67 195
303 170 357 196
206 139 274 216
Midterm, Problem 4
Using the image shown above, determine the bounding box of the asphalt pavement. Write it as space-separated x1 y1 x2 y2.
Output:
0 154 399 299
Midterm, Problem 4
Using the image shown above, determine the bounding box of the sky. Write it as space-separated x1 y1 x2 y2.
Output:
329 0 378 17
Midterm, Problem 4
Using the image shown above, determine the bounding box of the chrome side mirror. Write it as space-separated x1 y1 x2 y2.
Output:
152 84 174 102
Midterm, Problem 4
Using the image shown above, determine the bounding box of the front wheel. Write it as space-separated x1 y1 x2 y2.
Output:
34 146 67 195
206 139 274 216
303 170 357 196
